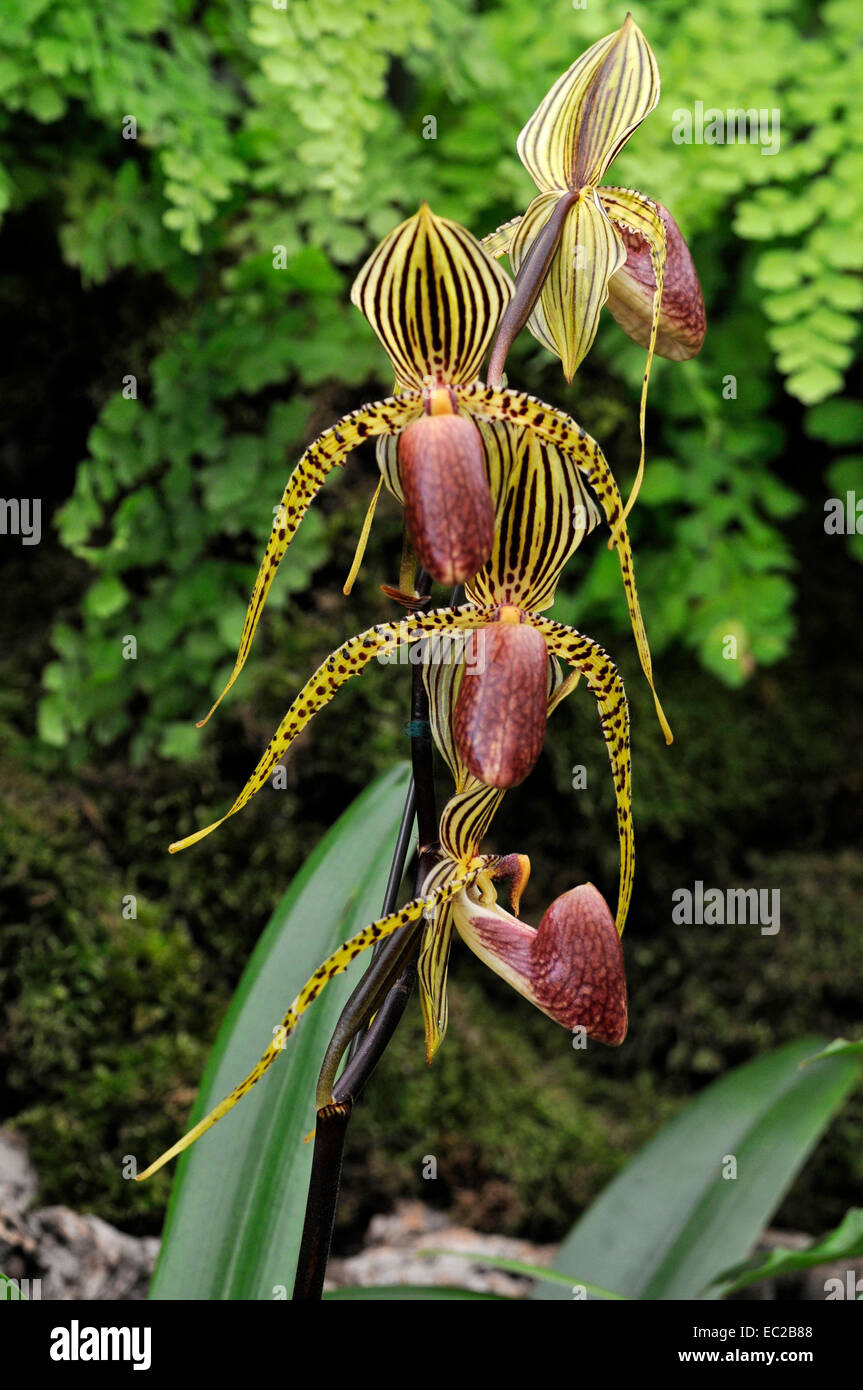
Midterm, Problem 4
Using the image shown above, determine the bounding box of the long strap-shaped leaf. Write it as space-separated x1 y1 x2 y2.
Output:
199 393 420 726
136 861 491 1181
456 383 673 745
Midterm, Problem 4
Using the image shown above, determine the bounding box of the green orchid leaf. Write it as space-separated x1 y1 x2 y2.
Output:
323 1285 508 1300
537 1038 862 1300
419 1250 626 1299
801 1037 863 1065
704 1208 863 1298
149 762 412 1301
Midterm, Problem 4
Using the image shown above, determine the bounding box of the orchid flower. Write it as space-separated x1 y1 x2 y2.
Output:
198 203 511 727
135 838 626 1182
483 14 705 517
167 423 637 926
197 204 670 741
409 617 628 1064
137 614 628 1182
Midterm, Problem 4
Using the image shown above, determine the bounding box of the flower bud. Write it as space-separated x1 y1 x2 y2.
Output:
397 413 493 584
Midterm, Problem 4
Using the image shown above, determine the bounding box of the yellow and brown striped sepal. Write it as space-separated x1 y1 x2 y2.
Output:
351 203 513 390
516 15 659 194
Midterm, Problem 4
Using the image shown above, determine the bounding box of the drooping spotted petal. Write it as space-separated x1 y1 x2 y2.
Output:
169 606 503 854
530 613 633 932
510 190 626 383
455 383 673 745
452 881 627 1043
599 186 667 518
604 193 705 362
136 863 491 1180
517 15 659 194
199 394 421 727
350 203 513 390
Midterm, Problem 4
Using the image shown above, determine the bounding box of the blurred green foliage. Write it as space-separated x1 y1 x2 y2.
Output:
0 0 858 756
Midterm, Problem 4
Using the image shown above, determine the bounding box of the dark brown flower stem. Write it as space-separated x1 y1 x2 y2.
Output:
291 1101 351 1301
485 189 578 389
291 570 442 1301
313 914 422 1108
